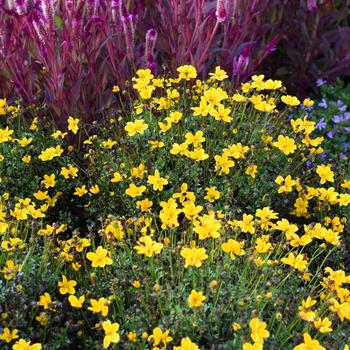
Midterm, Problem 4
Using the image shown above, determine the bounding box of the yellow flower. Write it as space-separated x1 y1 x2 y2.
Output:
125 183 146 198
209 66 228 81
177 65 197 80
173 337 199 350
273 135 297 155
130 163 146 178
185 130 205 147
74 185 88 197
37 292 52 309
313 317 332 333
246 165 258 178
38 145 64 161
236 214 255 234
88 297 109 316
193 213 221 240
316 164 334 184
41 174 56 189
102 320 120 348
128 331 137 342
188 289 206 308
204 187 221 203
125 119 148 136
182 201 203 220
112 85 120 93
111 171 123 183
86 246 113 268
12 339 42 350
134 236 163 257
303 98 314 107
0 126 14 143
341 179 350 189
243 342 263 350
223 143 249 159
147 327 173 348
180 247 208 268
210 103 232 122
22 155 31 163
147 169 168 191
35 312 49 326
17 137 32 147
136 198 153 212
249 318 270 343
68 295 85 308
58 275 77 295
281 253 308 271
170 142 188 155
159 198 182 229
1 260 21 280
104 221 124 240
102 139 117 148
281 95 300 106
214 153 235 174
132 280 141 288
255 235 272 253
61 165 79 179
67 116 80 134
51 130 67 139
275 175 296 193
0 327 19 343
293 333 326 350
231 322 241 331
89 184 100 194
222 239 245 260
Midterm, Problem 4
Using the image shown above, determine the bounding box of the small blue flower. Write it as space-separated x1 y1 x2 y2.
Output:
316 78 327 87
318 98 327 108
315 118 326 130
327 130 336 139
332 115 342 124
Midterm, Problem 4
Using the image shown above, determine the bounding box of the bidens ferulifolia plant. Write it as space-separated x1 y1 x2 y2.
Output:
0 67 350 349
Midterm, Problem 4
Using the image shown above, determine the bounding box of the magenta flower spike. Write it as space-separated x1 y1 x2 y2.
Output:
40 0 54 30
121 13 135 63
216 0 226 23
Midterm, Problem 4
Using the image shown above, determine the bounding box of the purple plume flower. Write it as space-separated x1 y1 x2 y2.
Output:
32 13 47 44
216 0 226 23
41 0 54 29
122 14 135 62
232 52 249 76
145 29 157 71
307 0 317 12
225 0 236 21
111 0 121 22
